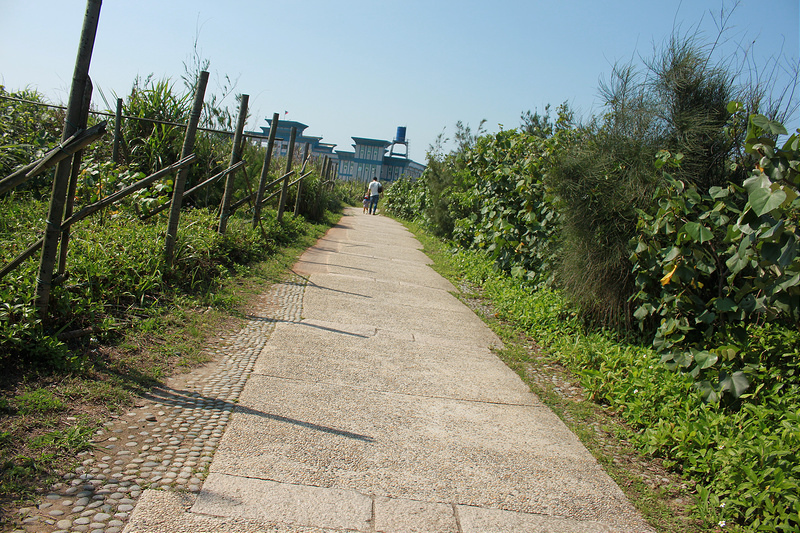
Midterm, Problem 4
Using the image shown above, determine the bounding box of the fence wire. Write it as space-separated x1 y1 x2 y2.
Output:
0 93 267 139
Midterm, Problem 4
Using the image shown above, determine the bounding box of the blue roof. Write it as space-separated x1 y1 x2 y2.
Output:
266 119 309 132
351 137 391 147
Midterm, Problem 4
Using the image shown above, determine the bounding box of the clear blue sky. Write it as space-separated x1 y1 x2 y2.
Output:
1 0 798 161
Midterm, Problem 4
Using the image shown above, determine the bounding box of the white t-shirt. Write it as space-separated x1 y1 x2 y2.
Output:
368 180 381 196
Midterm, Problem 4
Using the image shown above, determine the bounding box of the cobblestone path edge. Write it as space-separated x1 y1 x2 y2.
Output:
13 276 306 533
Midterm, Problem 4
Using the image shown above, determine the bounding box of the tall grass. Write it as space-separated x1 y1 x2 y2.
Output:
121 76 190 175
546 35 759 328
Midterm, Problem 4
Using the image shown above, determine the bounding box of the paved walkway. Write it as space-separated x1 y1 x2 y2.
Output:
14 207 654 533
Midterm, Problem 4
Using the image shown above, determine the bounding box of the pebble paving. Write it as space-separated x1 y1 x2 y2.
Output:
13 277 306 533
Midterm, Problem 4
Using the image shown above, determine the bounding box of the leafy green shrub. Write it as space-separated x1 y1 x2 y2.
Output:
384 175 428 222
393 122 486 239
546 37 752 329
0 86 63 194
387 114 572 288
292 167 345 222
75 159 147 207
630 113 799 401
116 76 238 210
458 127 567 286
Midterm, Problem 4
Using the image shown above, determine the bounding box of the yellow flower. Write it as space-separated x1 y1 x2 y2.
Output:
660 263 679 286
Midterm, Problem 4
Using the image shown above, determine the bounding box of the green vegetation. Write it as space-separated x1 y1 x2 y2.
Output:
385 32 798 533
0 76 348 521
0 87 63 183
0 204 334 514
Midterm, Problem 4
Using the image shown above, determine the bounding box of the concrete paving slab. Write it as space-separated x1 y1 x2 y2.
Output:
209 375 641 527
374 496 458 533
456 504 649 533
302 271 465 311
298 225 434 267
193 472 372 531
125 489 340 533
300 281 499 347
252 319 534 404
297 255 456 291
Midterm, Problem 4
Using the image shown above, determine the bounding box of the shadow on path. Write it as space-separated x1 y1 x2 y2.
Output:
290 269 371 298
141 386 375 443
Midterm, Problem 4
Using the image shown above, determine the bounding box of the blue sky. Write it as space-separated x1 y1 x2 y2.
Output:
1 0 797 161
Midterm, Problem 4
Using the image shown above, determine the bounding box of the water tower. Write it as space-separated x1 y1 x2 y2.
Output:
389 126 408 158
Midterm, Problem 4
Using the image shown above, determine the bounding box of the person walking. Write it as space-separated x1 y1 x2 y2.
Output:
367 177 382 215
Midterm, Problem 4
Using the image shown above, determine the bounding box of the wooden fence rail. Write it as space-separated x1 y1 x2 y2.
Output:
0 154 198 282
0 122 107 196
260 169 314 207
229 170 291 214
141 159 244 219
63 154 198 227
0 93 272 141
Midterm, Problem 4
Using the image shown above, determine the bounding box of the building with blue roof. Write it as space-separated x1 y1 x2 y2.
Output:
247 119 425 183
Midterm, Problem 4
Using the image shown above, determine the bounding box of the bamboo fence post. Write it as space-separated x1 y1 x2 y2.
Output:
164 70 208 269
316 156 325 198
319 157 327 192
34 0 102 319
218 94 248 234
112 97 122 163
253 112 279 228
57 77 93 281
321 157 331 190
293 143 310 216
277 127 296 222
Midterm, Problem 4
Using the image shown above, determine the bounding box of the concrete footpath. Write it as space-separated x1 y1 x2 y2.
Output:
123 207 655 533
